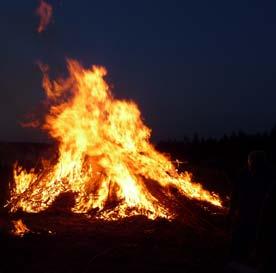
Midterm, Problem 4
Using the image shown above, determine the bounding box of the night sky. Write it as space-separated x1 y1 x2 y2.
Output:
1 0 276 142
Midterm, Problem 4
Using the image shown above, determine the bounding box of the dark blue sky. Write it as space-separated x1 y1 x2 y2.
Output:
1 0 276 142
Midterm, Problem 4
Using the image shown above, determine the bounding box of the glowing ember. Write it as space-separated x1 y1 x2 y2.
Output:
9 60 222 220
11 219 30 237
36 0 53 33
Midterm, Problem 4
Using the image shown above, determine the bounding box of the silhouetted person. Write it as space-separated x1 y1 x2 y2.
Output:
257 181 276 273
228 150 274 267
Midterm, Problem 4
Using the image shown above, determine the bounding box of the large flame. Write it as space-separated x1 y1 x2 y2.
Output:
9 60 222 220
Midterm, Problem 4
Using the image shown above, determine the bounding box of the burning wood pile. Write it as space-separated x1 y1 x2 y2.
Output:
7 60 222 221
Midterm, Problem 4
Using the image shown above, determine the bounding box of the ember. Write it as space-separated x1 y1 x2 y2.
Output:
8 60 222 220
11 219 30 237
36 0 53 33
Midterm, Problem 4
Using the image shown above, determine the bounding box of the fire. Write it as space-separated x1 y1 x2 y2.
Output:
11 219 30 237
9 60 222 220
36 0 53 33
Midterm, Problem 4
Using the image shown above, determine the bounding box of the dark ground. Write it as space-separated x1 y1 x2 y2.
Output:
2 134 271 273
0 212 229 273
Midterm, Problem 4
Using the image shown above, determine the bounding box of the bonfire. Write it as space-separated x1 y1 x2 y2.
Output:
8 60 222 220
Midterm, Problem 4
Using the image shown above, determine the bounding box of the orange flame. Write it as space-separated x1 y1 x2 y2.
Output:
9 60 222 220
36 0 53 33
11 219 30 237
